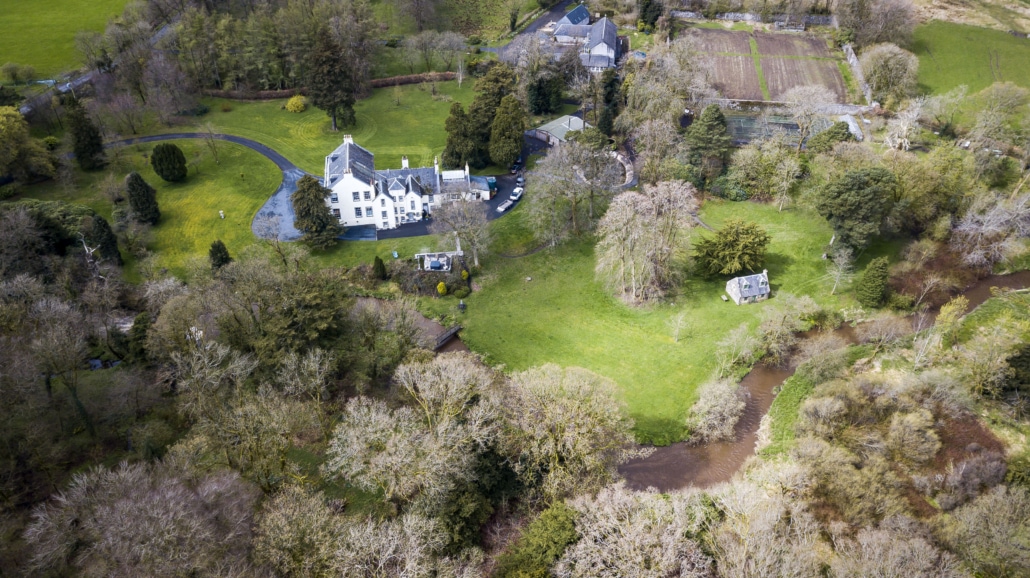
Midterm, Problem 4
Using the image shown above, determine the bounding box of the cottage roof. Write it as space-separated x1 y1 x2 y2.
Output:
580 53 615 69
554 24 592 38
556 4 590 26
589 17 617 51
728 271 770 299
326 138 376 184
536 115 591 142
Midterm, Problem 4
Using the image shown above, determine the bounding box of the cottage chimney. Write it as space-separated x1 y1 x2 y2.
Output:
343 134 353 144
402 156 409 169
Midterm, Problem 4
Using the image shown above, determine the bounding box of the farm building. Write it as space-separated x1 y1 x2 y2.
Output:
726 270 770 304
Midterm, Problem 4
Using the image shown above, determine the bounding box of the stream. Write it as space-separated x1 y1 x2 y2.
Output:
619 271 1030 492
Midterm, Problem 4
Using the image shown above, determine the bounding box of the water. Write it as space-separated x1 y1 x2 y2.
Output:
619 272 1030 492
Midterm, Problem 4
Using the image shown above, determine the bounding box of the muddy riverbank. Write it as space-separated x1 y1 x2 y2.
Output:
619 271 1030 492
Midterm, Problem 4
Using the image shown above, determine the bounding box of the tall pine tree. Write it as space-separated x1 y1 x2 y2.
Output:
686 104 731 181
856 256 890 308
209 239 232 270
67 99 105 171
291 175 342 250
307 28 356 131
443 102 480 169
125 172 160 225
489 95 526 167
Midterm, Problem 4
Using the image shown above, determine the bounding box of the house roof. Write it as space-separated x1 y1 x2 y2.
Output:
554 24 592 38
376 167 439 197
556 4 590 26
580 53 615 69
536 115 591 142
326 139 376 185
589 17 617 51
728 271 770 299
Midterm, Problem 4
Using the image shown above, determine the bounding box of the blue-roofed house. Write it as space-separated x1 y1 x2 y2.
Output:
556 4 590 26
725 270 771 304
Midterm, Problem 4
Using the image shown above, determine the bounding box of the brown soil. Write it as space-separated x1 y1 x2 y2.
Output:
763 57 847 102
710 55 765 101
754 31 832 58
690 28 752 54
931 414 1006 473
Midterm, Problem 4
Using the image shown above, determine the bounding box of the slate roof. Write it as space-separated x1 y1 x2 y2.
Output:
580 54 615 69
589 17 617 52
554 24 592 38
556 4 590 26
326 140 376 185
376 167 440 198
729 271 770 299
536 115 590 142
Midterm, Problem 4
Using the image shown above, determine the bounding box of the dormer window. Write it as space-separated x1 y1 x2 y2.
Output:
760 280 767 286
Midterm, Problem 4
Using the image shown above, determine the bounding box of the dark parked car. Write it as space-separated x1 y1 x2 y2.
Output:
510 162 522 174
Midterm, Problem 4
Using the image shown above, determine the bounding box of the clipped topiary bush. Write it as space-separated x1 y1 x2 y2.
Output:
437 281 448 296
285 95 307 113
150 143 188 182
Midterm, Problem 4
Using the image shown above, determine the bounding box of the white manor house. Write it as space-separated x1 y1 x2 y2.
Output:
323 135 488 231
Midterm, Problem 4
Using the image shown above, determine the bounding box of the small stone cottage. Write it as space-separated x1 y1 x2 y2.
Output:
726 270 770 305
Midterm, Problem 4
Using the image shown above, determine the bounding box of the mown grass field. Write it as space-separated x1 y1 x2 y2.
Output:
0 0 129 78
16 140 280 278
416 200 860 444
912 21 1030 95
184 81 477 174
371 0 537 40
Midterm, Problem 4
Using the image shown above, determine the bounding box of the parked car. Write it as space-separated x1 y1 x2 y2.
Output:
516 175 525 186
496 200 514 213
509 187 524 201
510 162 522 174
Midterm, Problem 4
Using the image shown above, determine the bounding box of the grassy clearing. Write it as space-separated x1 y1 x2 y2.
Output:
371 0 537 40
182 81 476 174
417 200 847 444
15 140 280 278
759 373 815 457
912 21 1030 95
0 0 128 77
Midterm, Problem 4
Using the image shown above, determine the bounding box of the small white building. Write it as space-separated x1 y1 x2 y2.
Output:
324 136 477 231
726 270 771 305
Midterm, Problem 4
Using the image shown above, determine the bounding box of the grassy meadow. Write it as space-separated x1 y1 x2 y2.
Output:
0 0 129 78
912 21 1030 95
185 81 477 174
417 200 873 444
18 140 281 278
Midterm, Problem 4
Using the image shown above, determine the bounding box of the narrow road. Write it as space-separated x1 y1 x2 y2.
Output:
480 0 573 55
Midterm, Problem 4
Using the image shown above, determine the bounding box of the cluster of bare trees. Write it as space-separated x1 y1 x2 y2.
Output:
400 30 468 74
595 181 699 304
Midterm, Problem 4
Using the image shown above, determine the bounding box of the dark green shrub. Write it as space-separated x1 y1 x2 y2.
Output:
373 255 388 280
493 503 578 578
885 291 914 311
150 143 188 182
1006 452 1030 489
209 239 232 270
856 257 890 308
42 136 61 151
126 172 160 225
453 287 470 299
806 121 854 153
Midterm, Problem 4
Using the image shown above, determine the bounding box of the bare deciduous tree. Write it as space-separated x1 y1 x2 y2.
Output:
826 245 854 295
685 378 746 443
428 199 490 267
555 483 714 578
830 516 967 577
779 85 838 153
24 462 260 576
504 365 642 502
595 181 698 304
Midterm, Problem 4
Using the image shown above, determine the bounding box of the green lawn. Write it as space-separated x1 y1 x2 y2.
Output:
188 81 476 174
370 0 536 40
912 21 1030 95
16 140 280 278
418 200 848 444
0 0 129 77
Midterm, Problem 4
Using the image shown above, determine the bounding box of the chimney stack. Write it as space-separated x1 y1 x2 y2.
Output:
401 156 409 169
343 134 353 144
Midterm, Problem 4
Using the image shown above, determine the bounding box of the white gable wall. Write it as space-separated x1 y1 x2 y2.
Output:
329 173 378 228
